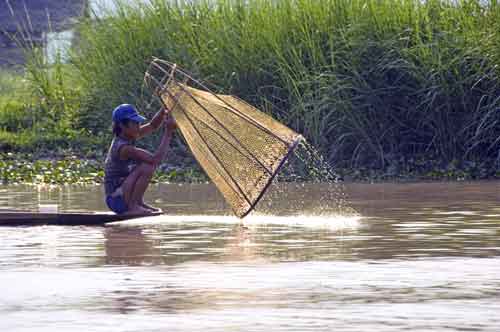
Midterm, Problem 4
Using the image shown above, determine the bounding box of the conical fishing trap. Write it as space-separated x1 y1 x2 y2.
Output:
144 58 303 218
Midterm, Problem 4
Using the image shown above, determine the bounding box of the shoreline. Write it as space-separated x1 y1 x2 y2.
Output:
2 152 499 185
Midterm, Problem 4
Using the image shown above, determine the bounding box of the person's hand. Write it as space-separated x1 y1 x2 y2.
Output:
161 106 170 116
156 106 169 121
164 114 177 132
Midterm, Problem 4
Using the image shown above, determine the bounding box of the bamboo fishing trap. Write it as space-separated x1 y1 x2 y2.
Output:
144 58 303 218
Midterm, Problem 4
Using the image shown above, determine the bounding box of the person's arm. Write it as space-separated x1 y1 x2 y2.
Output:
121 116 177 165
138 108 168 138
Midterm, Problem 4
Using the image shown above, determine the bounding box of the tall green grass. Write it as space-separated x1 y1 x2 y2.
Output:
0 51 93 151
24 0 500 167
0 3 90 152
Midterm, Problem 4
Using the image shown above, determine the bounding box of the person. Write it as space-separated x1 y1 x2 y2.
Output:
104 103 177 215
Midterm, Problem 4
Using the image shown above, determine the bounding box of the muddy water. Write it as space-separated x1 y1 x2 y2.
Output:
1 182 500 331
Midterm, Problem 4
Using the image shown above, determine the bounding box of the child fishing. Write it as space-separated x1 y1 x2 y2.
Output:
104 104 177 215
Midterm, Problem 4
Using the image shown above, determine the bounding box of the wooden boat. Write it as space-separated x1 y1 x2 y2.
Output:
0 210 163 226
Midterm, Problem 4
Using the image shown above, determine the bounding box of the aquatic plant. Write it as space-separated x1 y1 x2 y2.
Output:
0 152 207 185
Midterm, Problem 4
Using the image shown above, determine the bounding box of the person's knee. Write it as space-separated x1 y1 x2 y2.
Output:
138 163 156 175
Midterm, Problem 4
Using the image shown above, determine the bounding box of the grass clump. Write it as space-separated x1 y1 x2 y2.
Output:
0 51 99 152
0 70 32 131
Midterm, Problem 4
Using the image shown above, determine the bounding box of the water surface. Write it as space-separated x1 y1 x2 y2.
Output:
1 182 500 331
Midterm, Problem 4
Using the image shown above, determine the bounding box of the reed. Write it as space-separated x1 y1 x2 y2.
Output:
22 0 500 167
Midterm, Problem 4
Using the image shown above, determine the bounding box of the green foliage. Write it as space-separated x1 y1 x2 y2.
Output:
4 0 500 171
64 0 500 168
0 100 33 131
0 71 32 131
0 50 88 151
23 48 83 129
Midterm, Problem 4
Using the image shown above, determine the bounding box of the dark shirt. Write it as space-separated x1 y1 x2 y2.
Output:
103 136 135 195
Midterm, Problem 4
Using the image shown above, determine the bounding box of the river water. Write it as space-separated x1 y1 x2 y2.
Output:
1 181 500 331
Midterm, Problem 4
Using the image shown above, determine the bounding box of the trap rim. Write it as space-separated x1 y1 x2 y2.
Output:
239 135 303 218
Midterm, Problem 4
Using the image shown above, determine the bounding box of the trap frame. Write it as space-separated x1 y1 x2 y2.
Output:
144 58 302 218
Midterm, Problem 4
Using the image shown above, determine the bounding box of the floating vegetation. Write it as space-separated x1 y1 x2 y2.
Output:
0 154 103 185
0 153 207 185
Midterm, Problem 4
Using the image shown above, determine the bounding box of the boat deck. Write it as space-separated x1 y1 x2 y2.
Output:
0 210 162 226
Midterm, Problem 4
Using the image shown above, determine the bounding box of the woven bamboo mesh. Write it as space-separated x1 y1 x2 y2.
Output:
144 59 302 218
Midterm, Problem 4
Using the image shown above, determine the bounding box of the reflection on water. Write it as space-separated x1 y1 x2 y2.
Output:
1 182 500 331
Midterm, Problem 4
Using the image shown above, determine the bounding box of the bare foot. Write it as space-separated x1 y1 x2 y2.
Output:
123 206 153 216
140 201 162 213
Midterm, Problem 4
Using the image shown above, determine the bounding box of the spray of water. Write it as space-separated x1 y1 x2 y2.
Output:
257 140 358 217
115 213 360 231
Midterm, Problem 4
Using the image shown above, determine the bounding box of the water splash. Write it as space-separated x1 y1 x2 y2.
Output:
257 140 358 217
279 139 339 182
112 213 361 231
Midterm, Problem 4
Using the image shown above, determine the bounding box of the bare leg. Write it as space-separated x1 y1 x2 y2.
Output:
121 163 156 215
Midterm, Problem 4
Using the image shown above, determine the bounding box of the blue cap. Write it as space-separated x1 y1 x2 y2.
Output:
112 104 146 123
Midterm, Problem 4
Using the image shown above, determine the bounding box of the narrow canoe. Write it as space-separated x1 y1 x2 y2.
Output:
0 210 163 226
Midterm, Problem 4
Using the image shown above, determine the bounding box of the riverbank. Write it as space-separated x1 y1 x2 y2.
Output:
2 151 499 185
0 149 207 185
